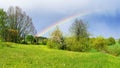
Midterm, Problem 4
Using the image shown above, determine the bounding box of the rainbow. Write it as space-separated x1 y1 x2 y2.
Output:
35 11 91 37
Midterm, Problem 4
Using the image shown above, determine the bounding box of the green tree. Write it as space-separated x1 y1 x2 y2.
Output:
0 9 7 41
48 27 66 49
26 35 34 44
37 36 48 45
6 29 18 42
67 19 90 52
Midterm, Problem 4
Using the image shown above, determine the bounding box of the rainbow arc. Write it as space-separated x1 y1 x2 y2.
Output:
36 11 91 37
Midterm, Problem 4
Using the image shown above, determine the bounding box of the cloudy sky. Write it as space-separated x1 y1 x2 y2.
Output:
0 0 120 38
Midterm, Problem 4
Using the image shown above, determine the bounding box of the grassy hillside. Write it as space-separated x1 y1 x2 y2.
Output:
0 43 120 68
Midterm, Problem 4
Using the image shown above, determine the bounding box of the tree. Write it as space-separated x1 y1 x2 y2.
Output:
70 19 89 40
26 35 34 44
36 36 48 45
51 27 63 42
6 6 37 42
48 27 66 49
66 19 90 52
0 9 7 41
5 29 18 42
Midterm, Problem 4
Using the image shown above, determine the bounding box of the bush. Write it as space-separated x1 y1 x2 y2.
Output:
89 38 96 47
65 37 90 52
106 37 116 45
106 45 120 56
118 38 120 44
47 38 66 50
47 39 61 49
21 40 28 44
92 37 107 51
41 39 47 45
47 27 66 50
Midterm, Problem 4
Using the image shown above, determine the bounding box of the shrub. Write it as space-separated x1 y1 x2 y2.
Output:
38 37 48 45
65 37 90 52
89 38 96 47
47 39 61 49
47 27 66 50
92 37 107 51
106 37 116 45
118 38 120 44
21 40 28 44
106 45 120 56
48 37 66 49
41 39 47 45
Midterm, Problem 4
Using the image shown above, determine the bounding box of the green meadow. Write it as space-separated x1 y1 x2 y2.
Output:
0 42 120 68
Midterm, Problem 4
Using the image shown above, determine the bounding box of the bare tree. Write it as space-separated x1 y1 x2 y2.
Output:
6 6 37 42
70 19 89 40
67 19 90 52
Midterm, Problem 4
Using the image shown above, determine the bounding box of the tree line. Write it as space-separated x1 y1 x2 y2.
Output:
48 19 120 56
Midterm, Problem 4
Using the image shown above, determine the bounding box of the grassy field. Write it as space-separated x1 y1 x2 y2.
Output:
0 42 120 68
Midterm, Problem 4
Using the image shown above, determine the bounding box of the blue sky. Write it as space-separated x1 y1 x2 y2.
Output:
0 0 120 38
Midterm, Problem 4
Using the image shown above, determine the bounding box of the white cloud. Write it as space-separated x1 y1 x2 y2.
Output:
0 0 119 14
0 0 89 11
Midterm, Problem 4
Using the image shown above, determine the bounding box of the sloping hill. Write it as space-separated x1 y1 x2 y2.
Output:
0 43 120 68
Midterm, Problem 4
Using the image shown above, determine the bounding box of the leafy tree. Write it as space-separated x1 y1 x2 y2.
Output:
6 29 18 42
26 35 34 44
67 19 90 52
106 37 116 45
6 6 37 43
48 27 66 49
0 9 7 41
37 36 48 45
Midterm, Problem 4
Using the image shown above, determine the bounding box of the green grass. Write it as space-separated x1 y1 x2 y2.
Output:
0 42 120 68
